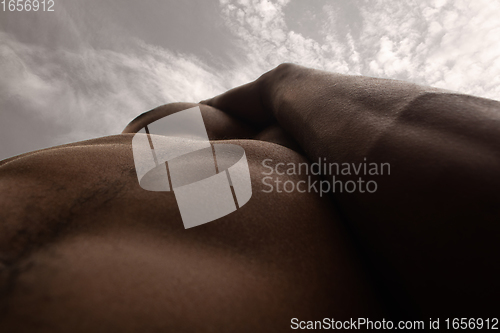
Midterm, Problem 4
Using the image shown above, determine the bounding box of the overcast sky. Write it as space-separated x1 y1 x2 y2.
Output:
1 0 500 160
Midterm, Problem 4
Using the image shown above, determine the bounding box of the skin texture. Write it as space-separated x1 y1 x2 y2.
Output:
202 64 500 318
0 103 379 332
0 63 499 331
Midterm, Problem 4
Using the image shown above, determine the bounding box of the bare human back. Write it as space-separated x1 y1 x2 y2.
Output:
0 64 499 332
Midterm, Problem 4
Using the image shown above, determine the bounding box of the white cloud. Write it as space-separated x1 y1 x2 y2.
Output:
219 0 500 100
2 0 500 158
0 31 227 146
355 0 500 99
219 0 352 77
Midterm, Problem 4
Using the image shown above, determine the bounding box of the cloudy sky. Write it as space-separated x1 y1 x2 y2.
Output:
1 0 500 160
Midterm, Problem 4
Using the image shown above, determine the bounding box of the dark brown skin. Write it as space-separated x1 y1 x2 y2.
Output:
0 63 499 332
202 63 500 318
0 102 379 332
